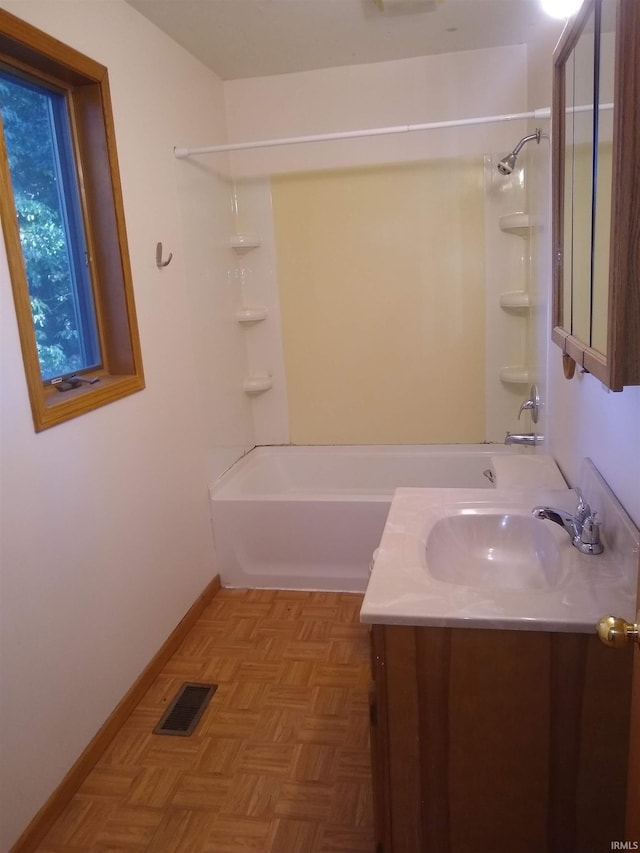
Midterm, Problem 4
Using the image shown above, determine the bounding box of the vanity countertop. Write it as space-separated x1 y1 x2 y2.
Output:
361 467 639 633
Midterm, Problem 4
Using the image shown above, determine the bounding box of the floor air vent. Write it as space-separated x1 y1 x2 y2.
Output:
153 682 217 736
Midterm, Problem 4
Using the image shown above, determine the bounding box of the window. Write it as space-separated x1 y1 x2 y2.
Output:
0 10 144 431
1 69 101 381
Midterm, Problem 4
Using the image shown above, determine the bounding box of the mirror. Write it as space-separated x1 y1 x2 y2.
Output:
551 0 640 390
565 7 595 345
591 0 616 354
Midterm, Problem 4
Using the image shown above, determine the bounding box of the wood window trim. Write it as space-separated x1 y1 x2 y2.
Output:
0 9 144 432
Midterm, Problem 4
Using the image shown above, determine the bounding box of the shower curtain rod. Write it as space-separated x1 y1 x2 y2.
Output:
174 107 552 158
174 102 612 158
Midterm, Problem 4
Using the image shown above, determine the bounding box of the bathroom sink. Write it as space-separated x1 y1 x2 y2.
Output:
425 512 564 590
361 464 639 631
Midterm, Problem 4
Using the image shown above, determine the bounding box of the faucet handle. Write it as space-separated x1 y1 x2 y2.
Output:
580 513 604 554
581 512 600 540
574 487 592 523
517 384 540 424
517 399 535 419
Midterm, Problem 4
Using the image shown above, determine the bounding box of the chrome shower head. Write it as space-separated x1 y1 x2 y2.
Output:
497 152 518 176
497 128 542 175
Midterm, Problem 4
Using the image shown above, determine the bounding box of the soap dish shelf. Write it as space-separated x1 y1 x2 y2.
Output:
236 307 268 324
499 291 531 310
499 213 529 236
243 374 272 395
228 234 262 252
499 366 531 384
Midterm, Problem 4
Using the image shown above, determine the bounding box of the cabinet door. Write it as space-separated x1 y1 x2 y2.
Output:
369 626 391 853
373 625 452 853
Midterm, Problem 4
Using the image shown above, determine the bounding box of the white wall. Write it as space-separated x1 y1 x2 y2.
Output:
549 367 640 528
527 24 640 529
224 46 529 177
0 2 252 848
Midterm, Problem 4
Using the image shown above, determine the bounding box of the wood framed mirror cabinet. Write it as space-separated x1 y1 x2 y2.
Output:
551 0 640 390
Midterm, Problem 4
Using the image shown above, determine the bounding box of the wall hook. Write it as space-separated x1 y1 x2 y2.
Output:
156 242 173 268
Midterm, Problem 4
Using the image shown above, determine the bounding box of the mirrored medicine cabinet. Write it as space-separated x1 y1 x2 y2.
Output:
551 0 640 390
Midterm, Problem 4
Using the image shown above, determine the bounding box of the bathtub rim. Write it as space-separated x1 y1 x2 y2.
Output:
210 442 514 501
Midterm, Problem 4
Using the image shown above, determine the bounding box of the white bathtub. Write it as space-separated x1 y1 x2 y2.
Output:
210 444 518 592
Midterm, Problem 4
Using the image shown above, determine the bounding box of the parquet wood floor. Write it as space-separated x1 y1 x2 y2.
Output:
36 589 374 852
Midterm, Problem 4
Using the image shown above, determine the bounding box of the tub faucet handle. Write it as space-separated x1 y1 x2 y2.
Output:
517 384 540 424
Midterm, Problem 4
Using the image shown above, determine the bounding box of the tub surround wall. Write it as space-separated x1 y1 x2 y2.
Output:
483 154 533 442
0 1 250 848
526 124 552 446
175 164 256 481
230 178 290 446
525 22 560 452
271 159 486 445
249 151 541 445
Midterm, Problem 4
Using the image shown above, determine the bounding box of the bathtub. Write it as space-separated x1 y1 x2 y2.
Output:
210 444 518 592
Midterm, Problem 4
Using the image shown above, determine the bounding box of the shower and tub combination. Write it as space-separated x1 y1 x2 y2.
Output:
205 135 547 594
186 118 549 594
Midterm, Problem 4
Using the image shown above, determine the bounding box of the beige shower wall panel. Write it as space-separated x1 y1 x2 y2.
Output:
272 159 486 445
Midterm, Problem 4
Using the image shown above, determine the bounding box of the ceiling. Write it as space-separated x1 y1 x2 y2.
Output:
124 0 562 81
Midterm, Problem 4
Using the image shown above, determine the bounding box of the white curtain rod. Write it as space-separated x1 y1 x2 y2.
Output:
173 107 553 158
174 102 614 158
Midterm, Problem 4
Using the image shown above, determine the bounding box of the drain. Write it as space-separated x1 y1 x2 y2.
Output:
153 682 217 736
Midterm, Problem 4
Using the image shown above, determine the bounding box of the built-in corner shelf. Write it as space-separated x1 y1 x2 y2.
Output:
228 234 261 252
499 366 531 385
235 306 268 324
499 291 531 310
499 213 530 236
243 374 272 395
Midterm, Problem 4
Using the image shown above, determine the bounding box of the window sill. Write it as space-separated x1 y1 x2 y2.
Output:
36 372 145 431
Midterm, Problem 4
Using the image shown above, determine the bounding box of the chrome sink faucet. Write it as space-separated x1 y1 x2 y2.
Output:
532 489 604 555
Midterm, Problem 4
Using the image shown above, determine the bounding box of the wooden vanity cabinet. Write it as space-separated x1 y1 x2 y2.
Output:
369 623 633 853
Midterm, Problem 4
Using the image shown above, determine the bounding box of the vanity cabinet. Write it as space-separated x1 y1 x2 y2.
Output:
369 623 632 853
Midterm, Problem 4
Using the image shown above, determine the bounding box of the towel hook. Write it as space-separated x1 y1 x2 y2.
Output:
156 242 173 269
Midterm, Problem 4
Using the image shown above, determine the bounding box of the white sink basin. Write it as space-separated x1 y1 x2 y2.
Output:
360 461 640 631
425 512 564 590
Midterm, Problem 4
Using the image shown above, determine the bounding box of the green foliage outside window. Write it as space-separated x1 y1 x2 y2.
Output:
0 74 98 380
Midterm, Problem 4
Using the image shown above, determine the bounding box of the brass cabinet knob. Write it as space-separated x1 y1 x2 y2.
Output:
596 615 640 648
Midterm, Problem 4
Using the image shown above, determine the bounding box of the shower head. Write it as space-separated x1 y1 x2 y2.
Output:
497 128 542 175
497 152 518 176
